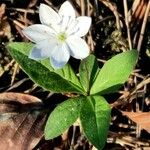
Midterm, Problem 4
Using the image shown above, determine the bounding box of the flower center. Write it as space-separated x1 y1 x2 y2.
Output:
57 32 67 42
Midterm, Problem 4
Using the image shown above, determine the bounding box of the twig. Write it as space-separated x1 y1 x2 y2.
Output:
80 0 86 16
137 0 150 51
88 31 95 52
131 77 150 95
128 0 140 22
97 58 106 63
6 78 29 91
86 0 90 16
70 126 76 150
7 8 37 14
123 0 132 50
44 0 52 6
0 59 15 77
94 0 99 17
10 19 25 29
111 77 150 108
11 63 19 85
130 0 144 26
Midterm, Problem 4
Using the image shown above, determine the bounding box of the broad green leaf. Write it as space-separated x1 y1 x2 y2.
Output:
79 54 99 94
90 50 138 95
80 95 111 150
44 97 83 139
7 42 84 94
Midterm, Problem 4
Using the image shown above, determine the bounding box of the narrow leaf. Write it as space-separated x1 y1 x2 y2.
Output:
80 95 111 150
90 50 138 95
44 97 83 140
79 54 99 93
7 42 84 94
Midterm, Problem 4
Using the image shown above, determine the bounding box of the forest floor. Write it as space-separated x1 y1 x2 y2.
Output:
0 0 150 150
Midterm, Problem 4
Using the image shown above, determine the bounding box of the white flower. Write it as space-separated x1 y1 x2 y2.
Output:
22 1 91 69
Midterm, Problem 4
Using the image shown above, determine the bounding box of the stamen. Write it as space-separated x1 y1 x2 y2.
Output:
57 32 67 42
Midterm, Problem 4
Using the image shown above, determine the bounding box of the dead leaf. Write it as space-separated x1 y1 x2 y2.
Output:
0 92 47 150
122 111 150 133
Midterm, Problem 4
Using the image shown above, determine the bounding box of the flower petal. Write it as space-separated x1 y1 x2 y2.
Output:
29 39 58 60
39 3 60 26
50 43 70 69
66 36 90 59
71 16 91 37
22 24 55 43
58 1 75 19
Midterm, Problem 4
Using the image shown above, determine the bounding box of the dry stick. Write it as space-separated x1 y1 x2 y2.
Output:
131 77 150 95
0 59 15 77
88 31 95 52
70 126 76 150
80 0 94 52
99 0 121 31
10 13 27 85
94 0 99 17
80 0 85 16
138 2 148 21
123 0 132 50
134 75 141 139
141 85 146 111
133 1 148 32
87 0 95 51
129 0 146 48
111 77 150 108
6 78 29 92
131 0 144 26
13 8 36 14
128 0 140 22
86 0 90 16
11 63 19 85
44 0 52 6
11 19 25 29
137 1 150 52
130 0 146 50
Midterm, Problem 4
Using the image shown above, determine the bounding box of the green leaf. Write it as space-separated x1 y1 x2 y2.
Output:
90 50 138 95
7 42 84 94
44 97 83 139
80 95 111 150
79 54 99 94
